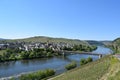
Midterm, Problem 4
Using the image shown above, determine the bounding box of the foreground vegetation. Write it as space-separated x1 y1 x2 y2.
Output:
65 61 77 70
80 57 93 65
51 55 120 80
65 57 93 71
19 69 55 80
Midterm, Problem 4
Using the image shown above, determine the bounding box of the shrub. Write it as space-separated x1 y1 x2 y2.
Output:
87 57 93 62
80 57 93 66
80 58 88 65
65 61 77 70
19 69 55 80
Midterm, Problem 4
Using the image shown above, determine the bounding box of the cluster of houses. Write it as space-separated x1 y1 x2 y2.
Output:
0 42 73 51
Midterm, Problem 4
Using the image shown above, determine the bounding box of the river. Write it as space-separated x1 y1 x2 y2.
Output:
0 46 112 79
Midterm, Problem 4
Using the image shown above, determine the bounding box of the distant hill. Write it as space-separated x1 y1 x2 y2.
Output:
0 36 89 45
0 38 6 40
86 40 104 46
106 38 120 53
86 40 112 46
113 38 120 45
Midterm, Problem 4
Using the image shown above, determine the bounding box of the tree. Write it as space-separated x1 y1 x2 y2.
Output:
87 57 93 62
20 51 29 59
80 58 87 65
65 61 77 70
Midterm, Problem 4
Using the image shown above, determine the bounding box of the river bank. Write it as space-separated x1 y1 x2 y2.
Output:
51 55 119 80
0 46 112 79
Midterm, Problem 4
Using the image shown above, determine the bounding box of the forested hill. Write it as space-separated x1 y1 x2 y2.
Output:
106 38 120 53
113 38 120 45
86 40 112 46
0 36 89 45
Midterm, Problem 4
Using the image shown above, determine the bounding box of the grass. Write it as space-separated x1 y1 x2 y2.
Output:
101 56 120 80
51 55 120 80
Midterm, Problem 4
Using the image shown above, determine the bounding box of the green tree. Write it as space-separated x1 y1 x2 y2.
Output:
80 58 87 65
65 61 77 70
87 57 93 62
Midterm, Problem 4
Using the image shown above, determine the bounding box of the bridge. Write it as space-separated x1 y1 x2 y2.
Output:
59 50 103 59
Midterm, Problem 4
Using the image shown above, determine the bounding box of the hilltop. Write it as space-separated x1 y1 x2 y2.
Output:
0 36 89 45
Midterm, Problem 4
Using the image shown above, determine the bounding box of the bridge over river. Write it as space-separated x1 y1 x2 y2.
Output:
59 50 104 59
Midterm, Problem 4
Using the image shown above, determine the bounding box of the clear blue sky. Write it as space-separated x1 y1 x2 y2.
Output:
0 0 120 40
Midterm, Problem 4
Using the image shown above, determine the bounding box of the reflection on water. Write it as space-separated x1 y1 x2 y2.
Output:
92 46 113 54
0 46 112 78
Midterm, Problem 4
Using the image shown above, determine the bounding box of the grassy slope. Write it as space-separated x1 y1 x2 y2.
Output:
51 55 120 80
100 56 120 80
0 36 89 45
17 36 89 45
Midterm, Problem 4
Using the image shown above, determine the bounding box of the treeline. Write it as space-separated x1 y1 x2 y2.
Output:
63 45 97 52
0 48 60 62
0 45 97 62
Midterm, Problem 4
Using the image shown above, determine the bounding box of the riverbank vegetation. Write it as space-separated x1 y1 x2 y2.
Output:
65 61 77 70
63 44 97 52
0 48 59 62
80 57 93 65
65 57 93 71
19 69 55 80
0 44 96 62
51 55 120 80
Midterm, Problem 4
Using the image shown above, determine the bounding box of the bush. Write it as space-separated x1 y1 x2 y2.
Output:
87 57 93 62
65 61 77 70
19 69 55 80
80 58 88 65
80 57 93 66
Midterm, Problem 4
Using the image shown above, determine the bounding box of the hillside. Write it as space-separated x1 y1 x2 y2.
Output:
0 36 89 45
51 55 120 80
86 40 112 46
107 38 120 53
0 38 6 40
113 38 120 45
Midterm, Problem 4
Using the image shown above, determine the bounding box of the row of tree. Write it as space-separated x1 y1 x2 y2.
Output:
0 44 97 62
0 48 60 62
63 45 97 52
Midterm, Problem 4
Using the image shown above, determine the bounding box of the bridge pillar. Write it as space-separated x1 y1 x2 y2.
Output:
99 55 102 59
62 52 65 56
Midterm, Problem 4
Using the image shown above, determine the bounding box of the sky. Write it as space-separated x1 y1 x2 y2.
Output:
0 0 120 40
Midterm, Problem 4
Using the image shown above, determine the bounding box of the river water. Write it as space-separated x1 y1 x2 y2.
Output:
0 46 112 79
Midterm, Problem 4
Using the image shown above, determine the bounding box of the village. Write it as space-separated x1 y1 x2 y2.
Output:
0 41 73 51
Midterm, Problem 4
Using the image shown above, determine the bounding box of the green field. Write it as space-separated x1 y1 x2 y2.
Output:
51 55 120 80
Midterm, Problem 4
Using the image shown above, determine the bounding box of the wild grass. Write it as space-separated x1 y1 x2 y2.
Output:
51 55 116 80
